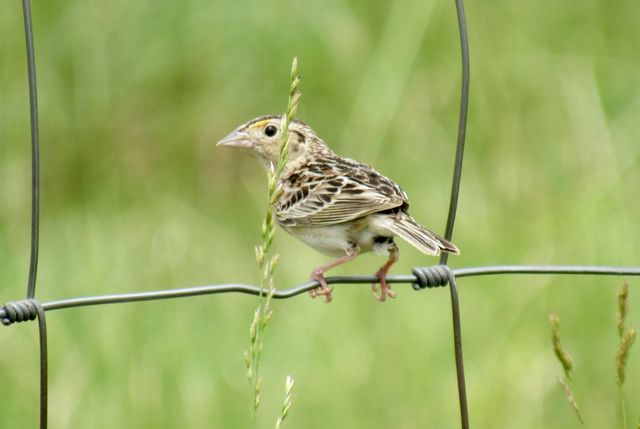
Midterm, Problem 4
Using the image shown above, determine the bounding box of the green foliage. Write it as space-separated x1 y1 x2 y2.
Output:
1 0 639 428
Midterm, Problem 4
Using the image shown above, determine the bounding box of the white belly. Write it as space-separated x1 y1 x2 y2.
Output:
281 215 394 257
282 223 354 257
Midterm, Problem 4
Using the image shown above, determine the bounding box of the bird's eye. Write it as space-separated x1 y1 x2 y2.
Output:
264 125 278 137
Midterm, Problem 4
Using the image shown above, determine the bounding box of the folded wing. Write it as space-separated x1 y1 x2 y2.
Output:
275 156 408 227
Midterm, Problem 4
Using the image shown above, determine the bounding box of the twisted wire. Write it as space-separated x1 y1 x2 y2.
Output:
412 265 452 289
1 299 40 326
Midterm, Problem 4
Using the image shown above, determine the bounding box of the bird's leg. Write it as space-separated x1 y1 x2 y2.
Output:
372 245 399 302
309 252 358 303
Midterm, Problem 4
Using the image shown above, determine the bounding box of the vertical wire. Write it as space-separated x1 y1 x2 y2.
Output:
438 0 471 427
22 0 40 299
447 273 469 429
35 301 48 429
439 0 470 267
21 1 47 427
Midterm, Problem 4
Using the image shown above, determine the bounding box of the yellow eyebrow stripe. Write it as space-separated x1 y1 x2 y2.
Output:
250 119 270 129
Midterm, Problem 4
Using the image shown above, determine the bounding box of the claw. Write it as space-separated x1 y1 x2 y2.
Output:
372 269 396 302
307 253 359 303
315 285 334 303
309 272 334 303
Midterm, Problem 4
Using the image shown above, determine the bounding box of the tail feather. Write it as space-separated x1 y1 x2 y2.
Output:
382 214 460 256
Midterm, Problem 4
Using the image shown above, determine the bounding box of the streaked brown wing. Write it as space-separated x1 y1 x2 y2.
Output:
275 156 407 227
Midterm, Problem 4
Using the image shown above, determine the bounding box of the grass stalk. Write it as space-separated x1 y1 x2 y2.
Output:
556 376 583 424
615 282 636 429
549 314 574 380
245 56 301 427
274 375 295 429
549 314 582 424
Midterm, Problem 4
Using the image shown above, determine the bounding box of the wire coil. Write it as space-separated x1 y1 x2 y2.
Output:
1 299 41 326
412 265 452 289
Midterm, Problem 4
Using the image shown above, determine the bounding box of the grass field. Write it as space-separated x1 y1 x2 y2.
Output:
1 0 639 427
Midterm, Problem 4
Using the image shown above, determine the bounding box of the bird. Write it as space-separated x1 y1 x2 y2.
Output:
217 114 459 302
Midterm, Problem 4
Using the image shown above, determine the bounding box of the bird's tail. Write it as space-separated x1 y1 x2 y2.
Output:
381 213 460 256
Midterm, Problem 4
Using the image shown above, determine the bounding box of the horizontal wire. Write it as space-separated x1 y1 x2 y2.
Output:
454 265 640 278
2 265 637 319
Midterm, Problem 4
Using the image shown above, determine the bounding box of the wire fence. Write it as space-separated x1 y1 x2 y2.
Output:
2 0 639 428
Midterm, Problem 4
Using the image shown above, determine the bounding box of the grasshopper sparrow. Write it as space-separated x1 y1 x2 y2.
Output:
218 115 459 302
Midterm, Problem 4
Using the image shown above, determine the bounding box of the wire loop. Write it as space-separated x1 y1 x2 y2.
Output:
412 265 452 289
1 299 41 326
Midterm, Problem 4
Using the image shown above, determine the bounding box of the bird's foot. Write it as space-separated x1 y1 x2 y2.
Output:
371 269 396 302
309 270 334 303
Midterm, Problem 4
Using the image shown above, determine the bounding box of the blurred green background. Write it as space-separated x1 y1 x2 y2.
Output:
1 0 639 427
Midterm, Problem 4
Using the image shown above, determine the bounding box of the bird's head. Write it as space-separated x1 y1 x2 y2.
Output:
217 115 330 170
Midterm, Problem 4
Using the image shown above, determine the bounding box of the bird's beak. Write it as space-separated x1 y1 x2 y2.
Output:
217 130 254 149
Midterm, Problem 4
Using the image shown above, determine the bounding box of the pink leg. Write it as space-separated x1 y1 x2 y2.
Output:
372 246 399 302
309 252 358 303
